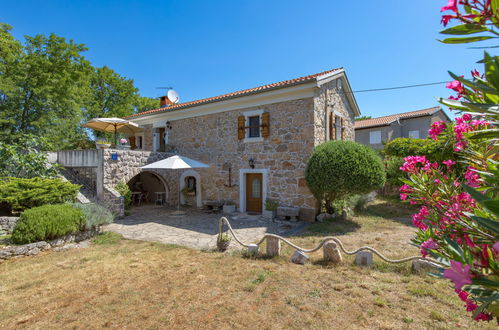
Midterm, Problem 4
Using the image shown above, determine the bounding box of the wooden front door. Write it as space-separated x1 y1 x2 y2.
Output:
246 173 263 213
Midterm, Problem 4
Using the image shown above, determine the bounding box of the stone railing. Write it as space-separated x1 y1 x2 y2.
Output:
56 150 100 168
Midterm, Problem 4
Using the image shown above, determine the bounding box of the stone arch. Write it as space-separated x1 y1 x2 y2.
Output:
126 171 170 204
179 169 202 208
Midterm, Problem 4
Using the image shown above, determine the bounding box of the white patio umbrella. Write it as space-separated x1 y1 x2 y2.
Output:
141 155 210 215
83 117 143 146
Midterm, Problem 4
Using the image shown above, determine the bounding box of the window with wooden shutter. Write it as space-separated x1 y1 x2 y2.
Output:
335 116 342 141
329 113 335 140
341 118 347 140
238 115 245 140
129 136 136 150
261 112 269 138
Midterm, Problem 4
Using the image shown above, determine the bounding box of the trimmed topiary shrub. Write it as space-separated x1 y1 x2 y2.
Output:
115 182 132 210
72 203 114 229
11 204 86 244
0 177 80 213
305 141 386 213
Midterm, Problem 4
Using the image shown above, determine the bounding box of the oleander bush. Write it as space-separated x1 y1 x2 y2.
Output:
305 141 386 214
0 177 80 213
72 203 114 229
11 204 86 244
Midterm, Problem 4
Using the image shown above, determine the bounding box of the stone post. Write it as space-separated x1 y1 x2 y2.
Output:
291 250 309 265
247 244 259 256
323 241 342 263
266 236 281 257
355 251 373 267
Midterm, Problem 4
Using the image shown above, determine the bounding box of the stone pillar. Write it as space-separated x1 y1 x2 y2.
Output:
247 244 259 256
323 241 342 263
355 251 373 267
266 236 281 257
96 149 104 198
291 250 309 265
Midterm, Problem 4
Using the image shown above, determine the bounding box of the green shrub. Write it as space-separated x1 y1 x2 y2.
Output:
384 156 406 186
0 177 80 213
11 204 85 244
305 141 386 213
72 203 114 229
115 182 132 210
383 136 455 162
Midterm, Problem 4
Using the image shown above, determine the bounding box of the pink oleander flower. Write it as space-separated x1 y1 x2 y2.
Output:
443 159 456 170
444 261 472 290
441 0 458 12
400 193 408 201
429 121 447 140
441 14 455 26
420 239 439 257
462 113 472 121
446 79 465 93
400 156 429 173
471 69 481 78
464 166 481 188
454 140 468 151
412 206 429 230
400 184 412 193
434 179 441 184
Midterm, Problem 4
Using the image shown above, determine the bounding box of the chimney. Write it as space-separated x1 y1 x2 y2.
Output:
160 96 173 107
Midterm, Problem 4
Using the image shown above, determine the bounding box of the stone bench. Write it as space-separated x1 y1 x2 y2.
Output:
276 207 300 221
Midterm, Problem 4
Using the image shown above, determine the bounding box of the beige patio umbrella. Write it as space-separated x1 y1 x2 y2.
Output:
83 117 144 145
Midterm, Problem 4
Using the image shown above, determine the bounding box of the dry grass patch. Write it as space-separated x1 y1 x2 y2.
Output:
0 199 495 329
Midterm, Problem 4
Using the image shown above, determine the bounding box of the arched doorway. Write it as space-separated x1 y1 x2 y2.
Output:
179 169 202 208
127 171 169 206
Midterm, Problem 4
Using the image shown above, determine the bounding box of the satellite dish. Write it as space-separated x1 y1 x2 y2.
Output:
167 89 180 104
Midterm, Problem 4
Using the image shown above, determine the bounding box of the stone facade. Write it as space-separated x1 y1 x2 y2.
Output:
0 217 19 233
128 80 356 221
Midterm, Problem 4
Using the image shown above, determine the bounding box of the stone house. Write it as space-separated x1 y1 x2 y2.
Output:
354 107 450 149
120 68 360 221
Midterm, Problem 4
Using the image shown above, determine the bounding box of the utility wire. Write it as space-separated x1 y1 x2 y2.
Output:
338 81 451 94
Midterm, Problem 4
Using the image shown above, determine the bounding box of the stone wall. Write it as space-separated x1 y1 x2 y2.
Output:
313 78 355 146
0 217 19 233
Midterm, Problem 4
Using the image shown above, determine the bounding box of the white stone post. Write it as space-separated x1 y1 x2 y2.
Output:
323 241 342 264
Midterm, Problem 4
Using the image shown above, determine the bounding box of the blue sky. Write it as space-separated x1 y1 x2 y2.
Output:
1 0 485 118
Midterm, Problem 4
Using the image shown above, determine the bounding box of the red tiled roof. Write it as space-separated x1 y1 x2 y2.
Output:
127 68 343 118
354 107 442 129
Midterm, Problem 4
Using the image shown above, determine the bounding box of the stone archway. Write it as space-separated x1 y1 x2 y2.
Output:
127 171 170 204
179 169 202 208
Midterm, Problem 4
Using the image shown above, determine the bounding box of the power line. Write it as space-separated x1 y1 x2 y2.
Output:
337 81 451 94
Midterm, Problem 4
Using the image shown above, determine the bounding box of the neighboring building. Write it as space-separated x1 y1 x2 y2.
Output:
354 107 450 149
112 68 360 221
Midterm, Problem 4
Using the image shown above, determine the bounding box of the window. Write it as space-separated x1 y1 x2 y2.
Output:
369 131 381 144
408 130 420 139
238 110 269 142
185 176 196 192
248 116 261 138
335 116 343 140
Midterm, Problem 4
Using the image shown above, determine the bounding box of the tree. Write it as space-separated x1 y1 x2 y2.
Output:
84 66 139 120
305 141 386 213
134 96 159 113
0 26 91 148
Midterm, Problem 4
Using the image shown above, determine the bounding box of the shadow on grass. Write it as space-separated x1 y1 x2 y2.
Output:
299 217 362 237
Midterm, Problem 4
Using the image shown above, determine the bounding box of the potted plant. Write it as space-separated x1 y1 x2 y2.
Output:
217 232 231 251
222 200 236 214
96 140 111 149
119 138 130 150
181 187 196 196
263 199 278 220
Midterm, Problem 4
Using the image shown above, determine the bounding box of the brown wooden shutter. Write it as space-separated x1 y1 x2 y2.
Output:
129 136 136 150
341 118 346 140
329 113 335 140
238 115 245 140
261 112 269 138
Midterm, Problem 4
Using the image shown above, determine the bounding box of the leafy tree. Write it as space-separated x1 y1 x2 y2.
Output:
0 135 60 178
305 141 386 213
355 115 372 121
0 25 91 148
85 66 139 120
134 96 159 113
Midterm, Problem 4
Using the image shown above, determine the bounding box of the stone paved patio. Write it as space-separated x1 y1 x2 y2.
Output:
104 205 306 250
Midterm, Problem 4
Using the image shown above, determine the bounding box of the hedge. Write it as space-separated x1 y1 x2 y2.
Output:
11 204 86 244
0 177 80 213
383 137 456 162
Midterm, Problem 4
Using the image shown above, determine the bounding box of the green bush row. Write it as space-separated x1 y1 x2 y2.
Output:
383 137 455 162
11 204 86 244
0 177 80 213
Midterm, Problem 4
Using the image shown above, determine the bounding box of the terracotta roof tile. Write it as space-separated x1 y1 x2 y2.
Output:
354 107 442 129
127 68 342 119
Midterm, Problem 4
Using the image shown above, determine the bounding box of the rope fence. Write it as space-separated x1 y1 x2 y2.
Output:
218 217 447 268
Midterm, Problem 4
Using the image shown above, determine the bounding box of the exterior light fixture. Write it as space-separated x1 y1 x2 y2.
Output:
249 158 255 169
166 121 172 130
